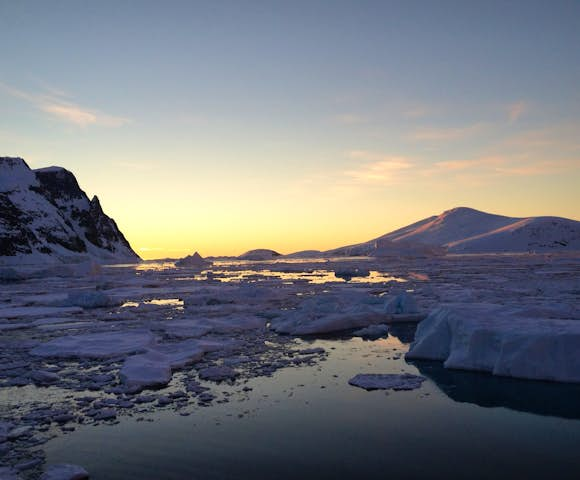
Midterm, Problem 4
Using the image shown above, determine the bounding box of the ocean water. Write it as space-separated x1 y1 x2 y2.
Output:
44 327 580 480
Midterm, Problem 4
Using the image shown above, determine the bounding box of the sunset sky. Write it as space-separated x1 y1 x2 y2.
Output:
1 1 579 258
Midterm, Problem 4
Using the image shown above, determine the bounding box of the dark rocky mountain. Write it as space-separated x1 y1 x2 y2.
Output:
0 157 140 264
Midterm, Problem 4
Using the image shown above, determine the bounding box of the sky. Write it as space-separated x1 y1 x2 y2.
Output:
1 0 579 258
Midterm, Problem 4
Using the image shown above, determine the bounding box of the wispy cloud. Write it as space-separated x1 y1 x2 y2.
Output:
409 123 486 142
344 150 414 184
435 156 505 171
507 101 528 123
0 81 130 127
435 154 578 177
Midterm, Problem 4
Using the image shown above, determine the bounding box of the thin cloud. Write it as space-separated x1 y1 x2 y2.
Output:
0 81 130 128
435 156 505 171
345 151 414 184
507 101 528 123
435 155 578 177
409 123 486 142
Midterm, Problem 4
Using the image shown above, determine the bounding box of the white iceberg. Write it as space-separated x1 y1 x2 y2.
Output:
406 304 580 383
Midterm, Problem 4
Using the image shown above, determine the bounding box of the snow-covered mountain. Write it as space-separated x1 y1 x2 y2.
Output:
0 157 140 264
329 207 580 255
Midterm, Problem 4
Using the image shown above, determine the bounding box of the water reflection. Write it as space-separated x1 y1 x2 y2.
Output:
413 360 580 420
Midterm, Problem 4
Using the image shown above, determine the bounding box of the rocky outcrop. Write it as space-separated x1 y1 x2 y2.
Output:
0 157 140 263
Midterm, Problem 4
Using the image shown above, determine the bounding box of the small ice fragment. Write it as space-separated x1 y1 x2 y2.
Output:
348 373 425 391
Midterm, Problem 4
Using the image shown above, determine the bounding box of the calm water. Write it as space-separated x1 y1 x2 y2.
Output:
44 329 580 480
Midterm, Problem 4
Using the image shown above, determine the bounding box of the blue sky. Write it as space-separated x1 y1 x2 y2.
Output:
1 1 579 257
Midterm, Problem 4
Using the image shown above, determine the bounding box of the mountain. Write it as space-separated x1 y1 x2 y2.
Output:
328 207 580 255
0 157 140 264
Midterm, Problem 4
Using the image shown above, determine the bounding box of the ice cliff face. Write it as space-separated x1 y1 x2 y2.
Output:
0 157 140 264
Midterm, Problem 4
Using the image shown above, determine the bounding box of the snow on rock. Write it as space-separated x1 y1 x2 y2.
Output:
348 373 426 391
353 324 389 339
328 206 580 255
406 304 580 383
238 249 281 260
39 464 89 480
0 156 139 264
271 291 385 335
30 331 155 358
175 251 211 268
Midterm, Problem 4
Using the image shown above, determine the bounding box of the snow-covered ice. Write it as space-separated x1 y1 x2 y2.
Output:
30 331 155 358
0 252 578 473
406 304 580 383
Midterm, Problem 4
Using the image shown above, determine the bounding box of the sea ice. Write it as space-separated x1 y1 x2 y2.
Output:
406 304 580 383
384 292 418 315
62 291 117 309
120 351 173 389
353 324 389 339
271 291 385 335
30 331 155 358
198 365 239 382
348 373 426 391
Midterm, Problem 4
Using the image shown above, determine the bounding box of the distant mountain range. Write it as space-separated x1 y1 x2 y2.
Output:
2 157 578 264
327 207 580 256
0 157 139 264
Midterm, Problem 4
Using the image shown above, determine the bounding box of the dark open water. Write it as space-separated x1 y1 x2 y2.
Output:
44 328 580 480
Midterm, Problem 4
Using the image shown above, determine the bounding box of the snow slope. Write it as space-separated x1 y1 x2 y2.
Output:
0 157 140 264
330 207 580 255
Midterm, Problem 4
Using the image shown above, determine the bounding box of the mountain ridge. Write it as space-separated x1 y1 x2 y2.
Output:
0 157 139 264
326 207 580 256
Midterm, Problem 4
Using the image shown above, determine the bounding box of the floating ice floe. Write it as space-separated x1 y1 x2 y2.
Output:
120 338 238 390
198 365 239 382
271 291 385 335
61 290 117 309
348 373 426 391
406 304 580 383
120 351 173 389
30 331 155 359
353 324 389 339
